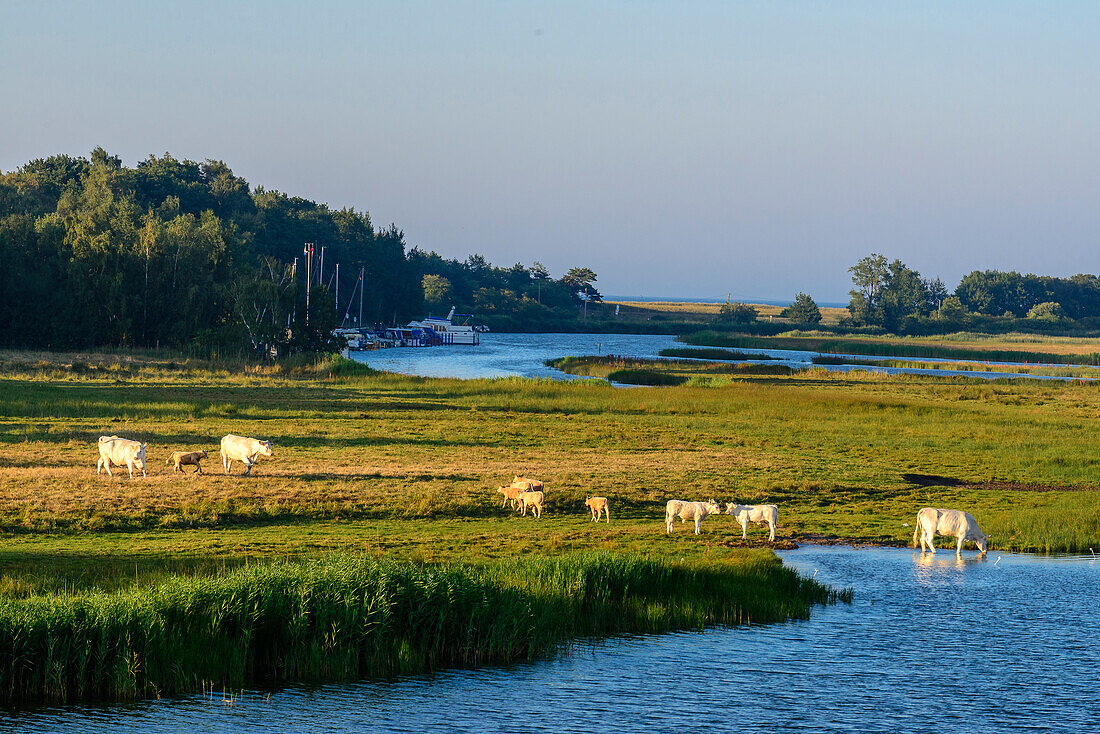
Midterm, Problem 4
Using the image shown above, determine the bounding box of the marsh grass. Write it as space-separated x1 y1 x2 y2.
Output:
811 356 1100 379
0 552 844 703
686 331 1100 365
0 352 1097 564
659 347 778 361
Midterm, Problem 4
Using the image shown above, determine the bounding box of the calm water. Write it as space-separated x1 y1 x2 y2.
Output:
351 332 1098 382
12 546 1098 733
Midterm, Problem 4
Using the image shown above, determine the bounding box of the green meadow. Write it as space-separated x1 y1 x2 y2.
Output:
0 349 1097 700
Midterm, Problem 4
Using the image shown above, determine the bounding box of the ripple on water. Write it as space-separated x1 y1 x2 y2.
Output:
9 546 1099 733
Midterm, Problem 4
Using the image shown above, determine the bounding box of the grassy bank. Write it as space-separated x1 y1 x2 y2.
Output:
810 355 1100 379
659 347 778 361
683 331 1100 365
0 551 843 703
0 354 1097 555
548 355 795 385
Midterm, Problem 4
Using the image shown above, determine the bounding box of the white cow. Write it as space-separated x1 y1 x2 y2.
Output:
913 507 989 555
665 499 722 535
220 434 274 475
725 503 779 542
96 435 147 478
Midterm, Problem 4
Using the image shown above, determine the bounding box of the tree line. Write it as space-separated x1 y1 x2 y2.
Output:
843 253 1100 333
0 150 604 353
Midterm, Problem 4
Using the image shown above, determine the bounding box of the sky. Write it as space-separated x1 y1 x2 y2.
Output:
3 1 1099 302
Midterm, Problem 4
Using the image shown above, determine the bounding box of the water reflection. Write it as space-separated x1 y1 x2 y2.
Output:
913 550 990 568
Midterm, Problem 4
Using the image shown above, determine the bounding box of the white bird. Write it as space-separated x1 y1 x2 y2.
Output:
995 556 1002 566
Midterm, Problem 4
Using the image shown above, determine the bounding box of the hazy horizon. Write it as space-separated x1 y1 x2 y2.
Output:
4 1 1098 302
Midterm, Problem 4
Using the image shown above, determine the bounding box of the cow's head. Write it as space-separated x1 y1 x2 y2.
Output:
975 534 989 554
134 444 148 471
260 441 274 457
199 450 209 458
704 499 722 515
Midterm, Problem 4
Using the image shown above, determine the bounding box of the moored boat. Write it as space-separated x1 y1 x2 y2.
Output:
406 307 484 345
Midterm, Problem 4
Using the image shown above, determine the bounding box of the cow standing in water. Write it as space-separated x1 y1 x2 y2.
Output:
914 508 989 555
220 435 274 475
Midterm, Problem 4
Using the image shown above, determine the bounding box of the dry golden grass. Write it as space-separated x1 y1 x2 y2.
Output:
609 300 847 326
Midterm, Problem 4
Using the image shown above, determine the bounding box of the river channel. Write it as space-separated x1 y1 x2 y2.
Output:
350 332 1097 382
11 546 1097 732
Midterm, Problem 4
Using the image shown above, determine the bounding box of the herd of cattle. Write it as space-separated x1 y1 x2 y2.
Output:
95 437 989 554
495 477 989 554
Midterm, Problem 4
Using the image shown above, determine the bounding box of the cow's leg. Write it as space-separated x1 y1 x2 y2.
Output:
768 521 776 542
103 459 113 477
126 460 134 479
666 514 673 534
195 463 202 475
694 517 701 534
956 534 964 555
244 459 253 476
741 519 748 540
97 457 103 475
221 450 230 474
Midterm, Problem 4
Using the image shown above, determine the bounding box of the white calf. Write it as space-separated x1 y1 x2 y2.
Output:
665 499 722 535
585 496 610 523
725 503 779 542
520 490 544 518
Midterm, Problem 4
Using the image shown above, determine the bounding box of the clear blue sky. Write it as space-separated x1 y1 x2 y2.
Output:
3 1 1098 301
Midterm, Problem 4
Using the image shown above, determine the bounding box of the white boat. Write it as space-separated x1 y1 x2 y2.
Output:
407 307 483 345
333 328 374 350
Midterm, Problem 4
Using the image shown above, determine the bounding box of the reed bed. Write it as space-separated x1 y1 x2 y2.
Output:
0 552 845 703
684 331 1100 365
659 347 778 361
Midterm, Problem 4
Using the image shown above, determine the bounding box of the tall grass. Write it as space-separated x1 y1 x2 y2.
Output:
0 552 846 703
659 347 778 361
684 331 1100 365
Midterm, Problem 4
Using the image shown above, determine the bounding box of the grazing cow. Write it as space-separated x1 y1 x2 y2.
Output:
914 508 989 555
497 484 525 510
166 450 208 474
512 475 544 492
520 490 544 518
585 496 610 523
220 434 274 476
665 499 722 535
725 503 779 541
96 436 147 479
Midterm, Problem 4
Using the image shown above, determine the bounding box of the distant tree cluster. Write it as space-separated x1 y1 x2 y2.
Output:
0 149 422 353
408 250 602 327
843 253 1100 332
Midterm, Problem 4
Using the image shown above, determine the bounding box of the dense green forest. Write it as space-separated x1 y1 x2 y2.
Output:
843 253 1100 335
0 150 603 352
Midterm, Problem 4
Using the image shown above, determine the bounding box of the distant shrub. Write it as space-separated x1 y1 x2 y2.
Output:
717 302 758 324
1027 302 1065 322
780 293 822 324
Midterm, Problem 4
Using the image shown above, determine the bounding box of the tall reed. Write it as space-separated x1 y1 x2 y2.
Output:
0 552 845 703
